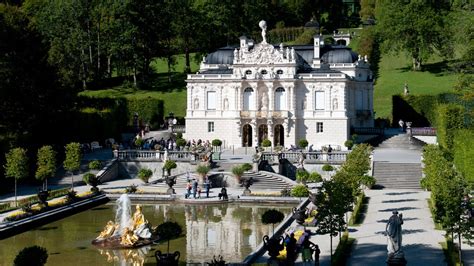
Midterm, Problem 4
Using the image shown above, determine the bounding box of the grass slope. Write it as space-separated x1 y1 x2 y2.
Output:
80 54 199 118
374 53 457 119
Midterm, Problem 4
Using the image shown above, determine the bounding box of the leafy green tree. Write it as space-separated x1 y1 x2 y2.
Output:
261 209 285 234
359 0 376 21
314 179 352 263
14 245 48 266
4 147 28 207
63 142 81 191
35 145 56 191
376 0 450 71
196 164 210 181
0 4 70 148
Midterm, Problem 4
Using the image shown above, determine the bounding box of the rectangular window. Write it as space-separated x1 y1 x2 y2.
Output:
316 122 323 133
207 91 216 110
208 122 214 132
315 91 325 110
356 90 363 110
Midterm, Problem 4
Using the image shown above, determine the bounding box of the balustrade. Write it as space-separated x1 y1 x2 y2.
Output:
114 150 198 162
410 127 436 136
261 151 348 164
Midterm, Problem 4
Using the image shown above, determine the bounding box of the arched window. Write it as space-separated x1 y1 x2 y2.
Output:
245 70 252 75
243 87 254 110
261 69 267 75
274 87 286 110
276 69 283 75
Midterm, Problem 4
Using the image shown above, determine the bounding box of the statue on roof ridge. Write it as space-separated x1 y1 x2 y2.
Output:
259 20 267 44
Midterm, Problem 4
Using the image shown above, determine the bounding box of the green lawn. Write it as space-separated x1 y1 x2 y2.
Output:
81 49 459 121
80 54 200 118
374 53 457 119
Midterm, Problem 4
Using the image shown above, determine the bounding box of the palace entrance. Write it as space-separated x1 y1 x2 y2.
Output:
258 124 268 145
242 124 252 147
274 124 284 146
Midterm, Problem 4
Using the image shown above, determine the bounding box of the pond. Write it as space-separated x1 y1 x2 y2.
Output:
0 202 294 265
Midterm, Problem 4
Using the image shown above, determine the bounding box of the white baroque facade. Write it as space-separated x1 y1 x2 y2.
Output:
185 21 374 150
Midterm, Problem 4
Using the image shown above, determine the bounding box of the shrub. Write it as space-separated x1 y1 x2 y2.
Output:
66 190 77 202
241 163 253 172
176 138 187 147
291 184 310 197
281 187 291 197
308 172 323 183
138 168 153 183
88 160 101 170
344 140 354 150
176 132 183 139
196 164 211 178
232 166 245 180
82 173 97 185
212 139 222 147
360 175 376 189
134 138 144 148
298 139 309 149
14 245 48 266
126 184 137 194
261 139 272 147
296 169 309 183
322 164 334 171
163 160 177 171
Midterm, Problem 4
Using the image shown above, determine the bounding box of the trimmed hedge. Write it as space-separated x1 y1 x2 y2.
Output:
436 104 465 151
75 96 164 141
453 129 474 186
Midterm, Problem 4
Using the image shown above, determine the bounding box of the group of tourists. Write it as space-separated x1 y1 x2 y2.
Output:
184 175 211 199
283 231 320 265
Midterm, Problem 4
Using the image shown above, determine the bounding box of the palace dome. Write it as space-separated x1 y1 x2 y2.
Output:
321 47 358 63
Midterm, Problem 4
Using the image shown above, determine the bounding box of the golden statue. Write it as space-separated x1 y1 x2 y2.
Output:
96 220 117 240
132 204 147 230
120 227 139 246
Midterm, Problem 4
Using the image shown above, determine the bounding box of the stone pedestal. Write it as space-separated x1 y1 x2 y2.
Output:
243 188 251 196
386 252 407 266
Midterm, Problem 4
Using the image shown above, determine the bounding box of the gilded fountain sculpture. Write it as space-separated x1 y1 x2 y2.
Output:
92 194 158 248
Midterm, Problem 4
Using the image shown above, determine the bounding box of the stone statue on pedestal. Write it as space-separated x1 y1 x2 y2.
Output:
385 211 407 265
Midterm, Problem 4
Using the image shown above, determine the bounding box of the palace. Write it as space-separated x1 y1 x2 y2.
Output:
184 21 373 150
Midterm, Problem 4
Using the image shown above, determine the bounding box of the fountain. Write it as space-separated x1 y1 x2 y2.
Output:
92 194 158 248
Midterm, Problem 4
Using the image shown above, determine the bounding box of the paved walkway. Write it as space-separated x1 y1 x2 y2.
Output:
348 189 445 266
349 134 447 265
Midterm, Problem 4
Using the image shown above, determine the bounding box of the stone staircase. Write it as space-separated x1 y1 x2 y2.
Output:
150 170 295 191
373 162 422 189
242 171 295 190
377 133 425 149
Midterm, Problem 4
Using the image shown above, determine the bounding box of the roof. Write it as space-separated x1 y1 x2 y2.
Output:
204 44 358 65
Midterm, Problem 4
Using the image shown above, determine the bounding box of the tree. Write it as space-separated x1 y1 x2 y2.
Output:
376 0 450 71
156 221 182 254
359 0 376 21
63 142 81 191
14 245 48 266
196 164 210 182
313 179 352 263
0 4 70 149
261 209 285 234
35 145 56 191
4 147 28 207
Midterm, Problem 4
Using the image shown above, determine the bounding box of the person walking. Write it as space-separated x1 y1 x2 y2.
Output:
192 179 198 199
185 181 192 199
204 178 210 198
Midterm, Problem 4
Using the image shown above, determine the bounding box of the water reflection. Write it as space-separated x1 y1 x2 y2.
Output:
98 246 150 266
183 204 287 263
0 203 292 265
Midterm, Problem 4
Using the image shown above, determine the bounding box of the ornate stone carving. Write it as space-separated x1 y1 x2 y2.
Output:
239 43 285 65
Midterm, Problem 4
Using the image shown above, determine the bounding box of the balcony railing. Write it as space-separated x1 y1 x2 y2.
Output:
410 127 436 136
114 150 198 162
352 127 384 136
261 151 348 164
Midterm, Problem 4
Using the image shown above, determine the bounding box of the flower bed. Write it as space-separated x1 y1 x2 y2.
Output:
0 188 71 214
3 191 97 223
